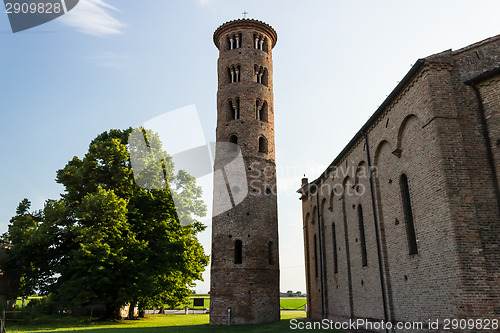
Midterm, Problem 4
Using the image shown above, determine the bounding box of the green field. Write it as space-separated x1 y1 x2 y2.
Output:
4 312 338 333
178 295 211 310
279 298 307 311
6 297 313 332
176 296 306 311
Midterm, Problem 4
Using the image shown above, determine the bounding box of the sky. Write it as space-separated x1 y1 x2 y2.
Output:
1 0 500 294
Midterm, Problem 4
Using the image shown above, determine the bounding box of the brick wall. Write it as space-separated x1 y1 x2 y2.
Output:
210 19 280 325
300 35 500 332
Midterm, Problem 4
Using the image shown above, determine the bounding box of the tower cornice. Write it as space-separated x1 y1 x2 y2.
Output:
213 19 278 49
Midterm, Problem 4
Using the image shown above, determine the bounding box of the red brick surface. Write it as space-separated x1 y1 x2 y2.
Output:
210 19 280 325
299 35 500 333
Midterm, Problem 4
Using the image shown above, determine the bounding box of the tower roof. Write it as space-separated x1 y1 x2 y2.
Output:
213 18 278 49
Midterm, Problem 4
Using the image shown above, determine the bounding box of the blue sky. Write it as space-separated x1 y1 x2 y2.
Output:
1 0 500 294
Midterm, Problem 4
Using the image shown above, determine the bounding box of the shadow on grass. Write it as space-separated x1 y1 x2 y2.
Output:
11 321 331 333
7 312 341 333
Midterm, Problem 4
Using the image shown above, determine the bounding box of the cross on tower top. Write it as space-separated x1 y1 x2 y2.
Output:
242 11 248 19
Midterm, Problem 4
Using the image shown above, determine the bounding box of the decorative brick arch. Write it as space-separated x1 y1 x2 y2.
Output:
395 114 422 158
374 140 394 167
342 175 352 198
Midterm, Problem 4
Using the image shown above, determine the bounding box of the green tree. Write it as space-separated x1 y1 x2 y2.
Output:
7 128 209 319
6 199 55 296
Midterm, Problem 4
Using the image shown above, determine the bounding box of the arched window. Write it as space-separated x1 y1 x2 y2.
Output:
228 65 241 83
332 222 338 274
228 99 240 120
229 134 238 145
268 241 274 265
358 205 367 267
253 34 268 52
227 33 242 50
254 65 268 85
235 33 241 49
401 174 418 255
258 136 268 153
314 234 318 278
234 239 242 264
256 100 268 122
254 65 261 83
228 134 238 153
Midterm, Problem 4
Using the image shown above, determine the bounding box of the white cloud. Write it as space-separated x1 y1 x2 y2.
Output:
197 0 212 7
60 0 125 36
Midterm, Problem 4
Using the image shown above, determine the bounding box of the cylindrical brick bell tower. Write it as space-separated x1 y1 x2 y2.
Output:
210 19 279 325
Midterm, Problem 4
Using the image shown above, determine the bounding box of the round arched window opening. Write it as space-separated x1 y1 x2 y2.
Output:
229 135 238 152
229 134 238 144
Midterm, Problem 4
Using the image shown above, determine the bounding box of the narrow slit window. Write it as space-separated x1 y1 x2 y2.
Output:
234 239 242 264
401 174 418 255
258 136 268 153
332 223 338 273
358 205 368 267
268 241 274 265
256 99 261 120
314 234 318 278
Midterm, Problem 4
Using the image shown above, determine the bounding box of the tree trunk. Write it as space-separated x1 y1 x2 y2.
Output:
127 301 136 319
158 306 164 315
137 301 145 318
104 304 122 321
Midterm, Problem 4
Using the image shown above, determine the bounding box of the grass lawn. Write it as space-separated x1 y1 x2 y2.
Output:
279 298 307 310
15 296 42 309
14 296 306 312
6 311 341 333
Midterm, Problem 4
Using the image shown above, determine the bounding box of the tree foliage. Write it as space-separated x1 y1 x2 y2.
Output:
6 128 209 319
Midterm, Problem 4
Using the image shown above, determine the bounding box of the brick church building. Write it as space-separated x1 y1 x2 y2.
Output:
298 35 500 331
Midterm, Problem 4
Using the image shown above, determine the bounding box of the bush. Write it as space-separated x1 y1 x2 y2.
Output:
24 295 58 316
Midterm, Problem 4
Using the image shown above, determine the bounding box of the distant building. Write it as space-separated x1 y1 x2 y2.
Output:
298 35 500 331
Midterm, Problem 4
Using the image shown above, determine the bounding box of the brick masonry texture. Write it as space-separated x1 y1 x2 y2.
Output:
298 35 500 332
210 19 280 325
